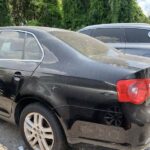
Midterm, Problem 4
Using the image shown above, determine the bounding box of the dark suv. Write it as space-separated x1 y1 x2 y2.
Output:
79 23 150 57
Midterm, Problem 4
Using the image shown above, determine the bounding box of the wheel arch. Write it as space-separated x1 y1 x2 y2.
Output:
14 95 60 125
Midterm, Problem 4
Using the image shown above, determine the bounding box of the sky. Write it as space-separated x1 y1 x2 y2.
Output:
137 0 150 16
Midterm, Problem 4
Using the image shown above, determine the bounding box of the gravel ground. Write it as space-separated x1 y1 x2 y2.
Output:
0 119 114 150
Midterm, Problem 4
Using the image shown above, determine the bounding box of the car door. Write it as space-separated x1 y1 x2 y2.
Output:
92 27 126 52
0 30 43 117
125 28 150 57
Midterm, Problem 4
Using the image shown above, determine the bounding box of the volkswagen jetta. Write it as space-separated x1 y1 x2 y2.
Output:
0 27 150 150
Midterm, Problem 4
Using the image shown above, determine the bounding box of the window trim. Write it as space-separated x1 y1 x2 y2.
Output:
0 29 44 62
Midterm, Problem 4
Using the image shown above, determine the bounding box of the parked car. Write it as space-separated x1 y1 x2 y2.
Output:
79 23 150 57
0 27 150 150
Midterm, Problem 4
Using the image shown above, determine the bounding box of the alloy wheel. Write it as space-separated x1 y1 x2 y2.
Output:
24 112 54 150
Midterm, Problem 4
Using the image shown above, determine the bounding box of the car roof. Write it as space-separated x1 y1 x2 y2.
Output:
0 26 70 34
79 23 150 31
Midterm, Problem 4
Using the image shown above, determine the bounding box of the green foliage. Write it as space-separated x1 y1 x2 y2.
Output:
0 0 12 26
62 0 90 29
107 0 121 23
9 0 62 27
38 1 62 27
118 0 130 22
25 0 62 27
88 0 103 24
63 0 149 29
0 0 149 29
88 0 122 24
129 0 149 23
118 0 149 23
26 19 39 26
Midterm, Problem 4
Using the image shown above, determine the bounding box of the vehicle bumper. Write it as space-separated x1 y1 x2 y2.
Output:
68 121 150 150
122 102 150 125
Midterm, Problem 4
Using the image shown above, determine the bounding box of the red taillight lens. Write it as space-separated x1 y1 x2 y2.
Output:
117 79 150 104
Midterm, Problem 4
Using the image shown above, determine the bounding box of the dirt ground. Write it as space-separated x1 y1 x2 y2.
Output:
0 119 113 150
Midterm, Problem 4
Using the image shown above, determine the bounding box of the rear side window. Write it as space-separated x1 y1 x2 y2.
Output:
50 31 118 59
0 31 42 60
24 33 42 60
0 31 25 59
125 28 150 43
92 28 123 43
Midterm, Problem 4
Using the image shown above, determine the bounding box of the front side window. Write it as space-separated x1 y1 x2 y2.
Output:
125 28 150 43
92 28 123 43
0 31 25 59
24 33 42 60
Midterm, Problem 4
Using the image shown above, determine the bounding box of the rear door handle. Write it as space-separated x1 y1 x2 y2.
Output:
13 72 22 82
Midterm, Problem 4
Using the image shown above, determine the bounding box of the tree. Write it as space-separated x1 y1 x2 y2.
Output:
10 0 62 26
25 0 61 27
118 0 149 23
0 0 12 26
0 0 149 29
88 0 123 25
105 0 121 23
62 0 90 29
38 0 62 27
88 0 103 24
129 0 149 23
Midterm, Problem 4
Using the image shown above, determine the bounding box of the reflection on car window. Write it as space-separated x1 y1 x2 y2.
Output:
24 33 42 60
93 28 123 43
50 31 118 58
0 31 25 59
126 28 150 43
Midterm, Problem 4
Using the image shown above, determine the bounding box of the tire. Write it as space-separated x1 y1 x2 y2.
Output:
19 103 68 150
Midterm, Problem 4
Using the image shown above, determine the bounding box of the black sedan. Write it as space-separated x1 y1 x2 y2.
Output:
0 27 150 150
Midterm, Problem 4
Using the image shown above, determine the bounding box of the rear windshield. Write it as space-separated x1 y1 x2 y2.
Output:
50 31 118 58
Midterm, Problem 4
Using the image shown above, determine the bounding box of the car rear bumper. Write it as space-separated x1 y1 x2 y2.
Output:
67 121 150 149
122 102 150 125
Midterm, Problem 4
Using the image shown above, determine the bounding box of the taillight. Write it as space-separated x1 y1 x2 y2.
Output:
117 79 150 104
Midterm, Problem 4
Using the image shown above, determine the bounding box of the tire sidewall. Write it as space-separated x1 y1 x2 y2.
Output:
19 103 67 150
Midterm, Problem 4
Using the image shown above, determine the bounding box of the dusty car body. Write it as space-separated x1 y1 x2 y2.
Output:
0 27 150 150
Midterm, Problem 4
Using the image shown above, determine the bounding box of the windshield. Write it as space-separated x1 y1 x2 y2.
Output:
50 31 118 58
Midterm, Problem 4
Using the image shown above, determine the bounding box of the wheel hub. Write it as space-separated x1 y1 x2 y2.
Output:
24 112 54 150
